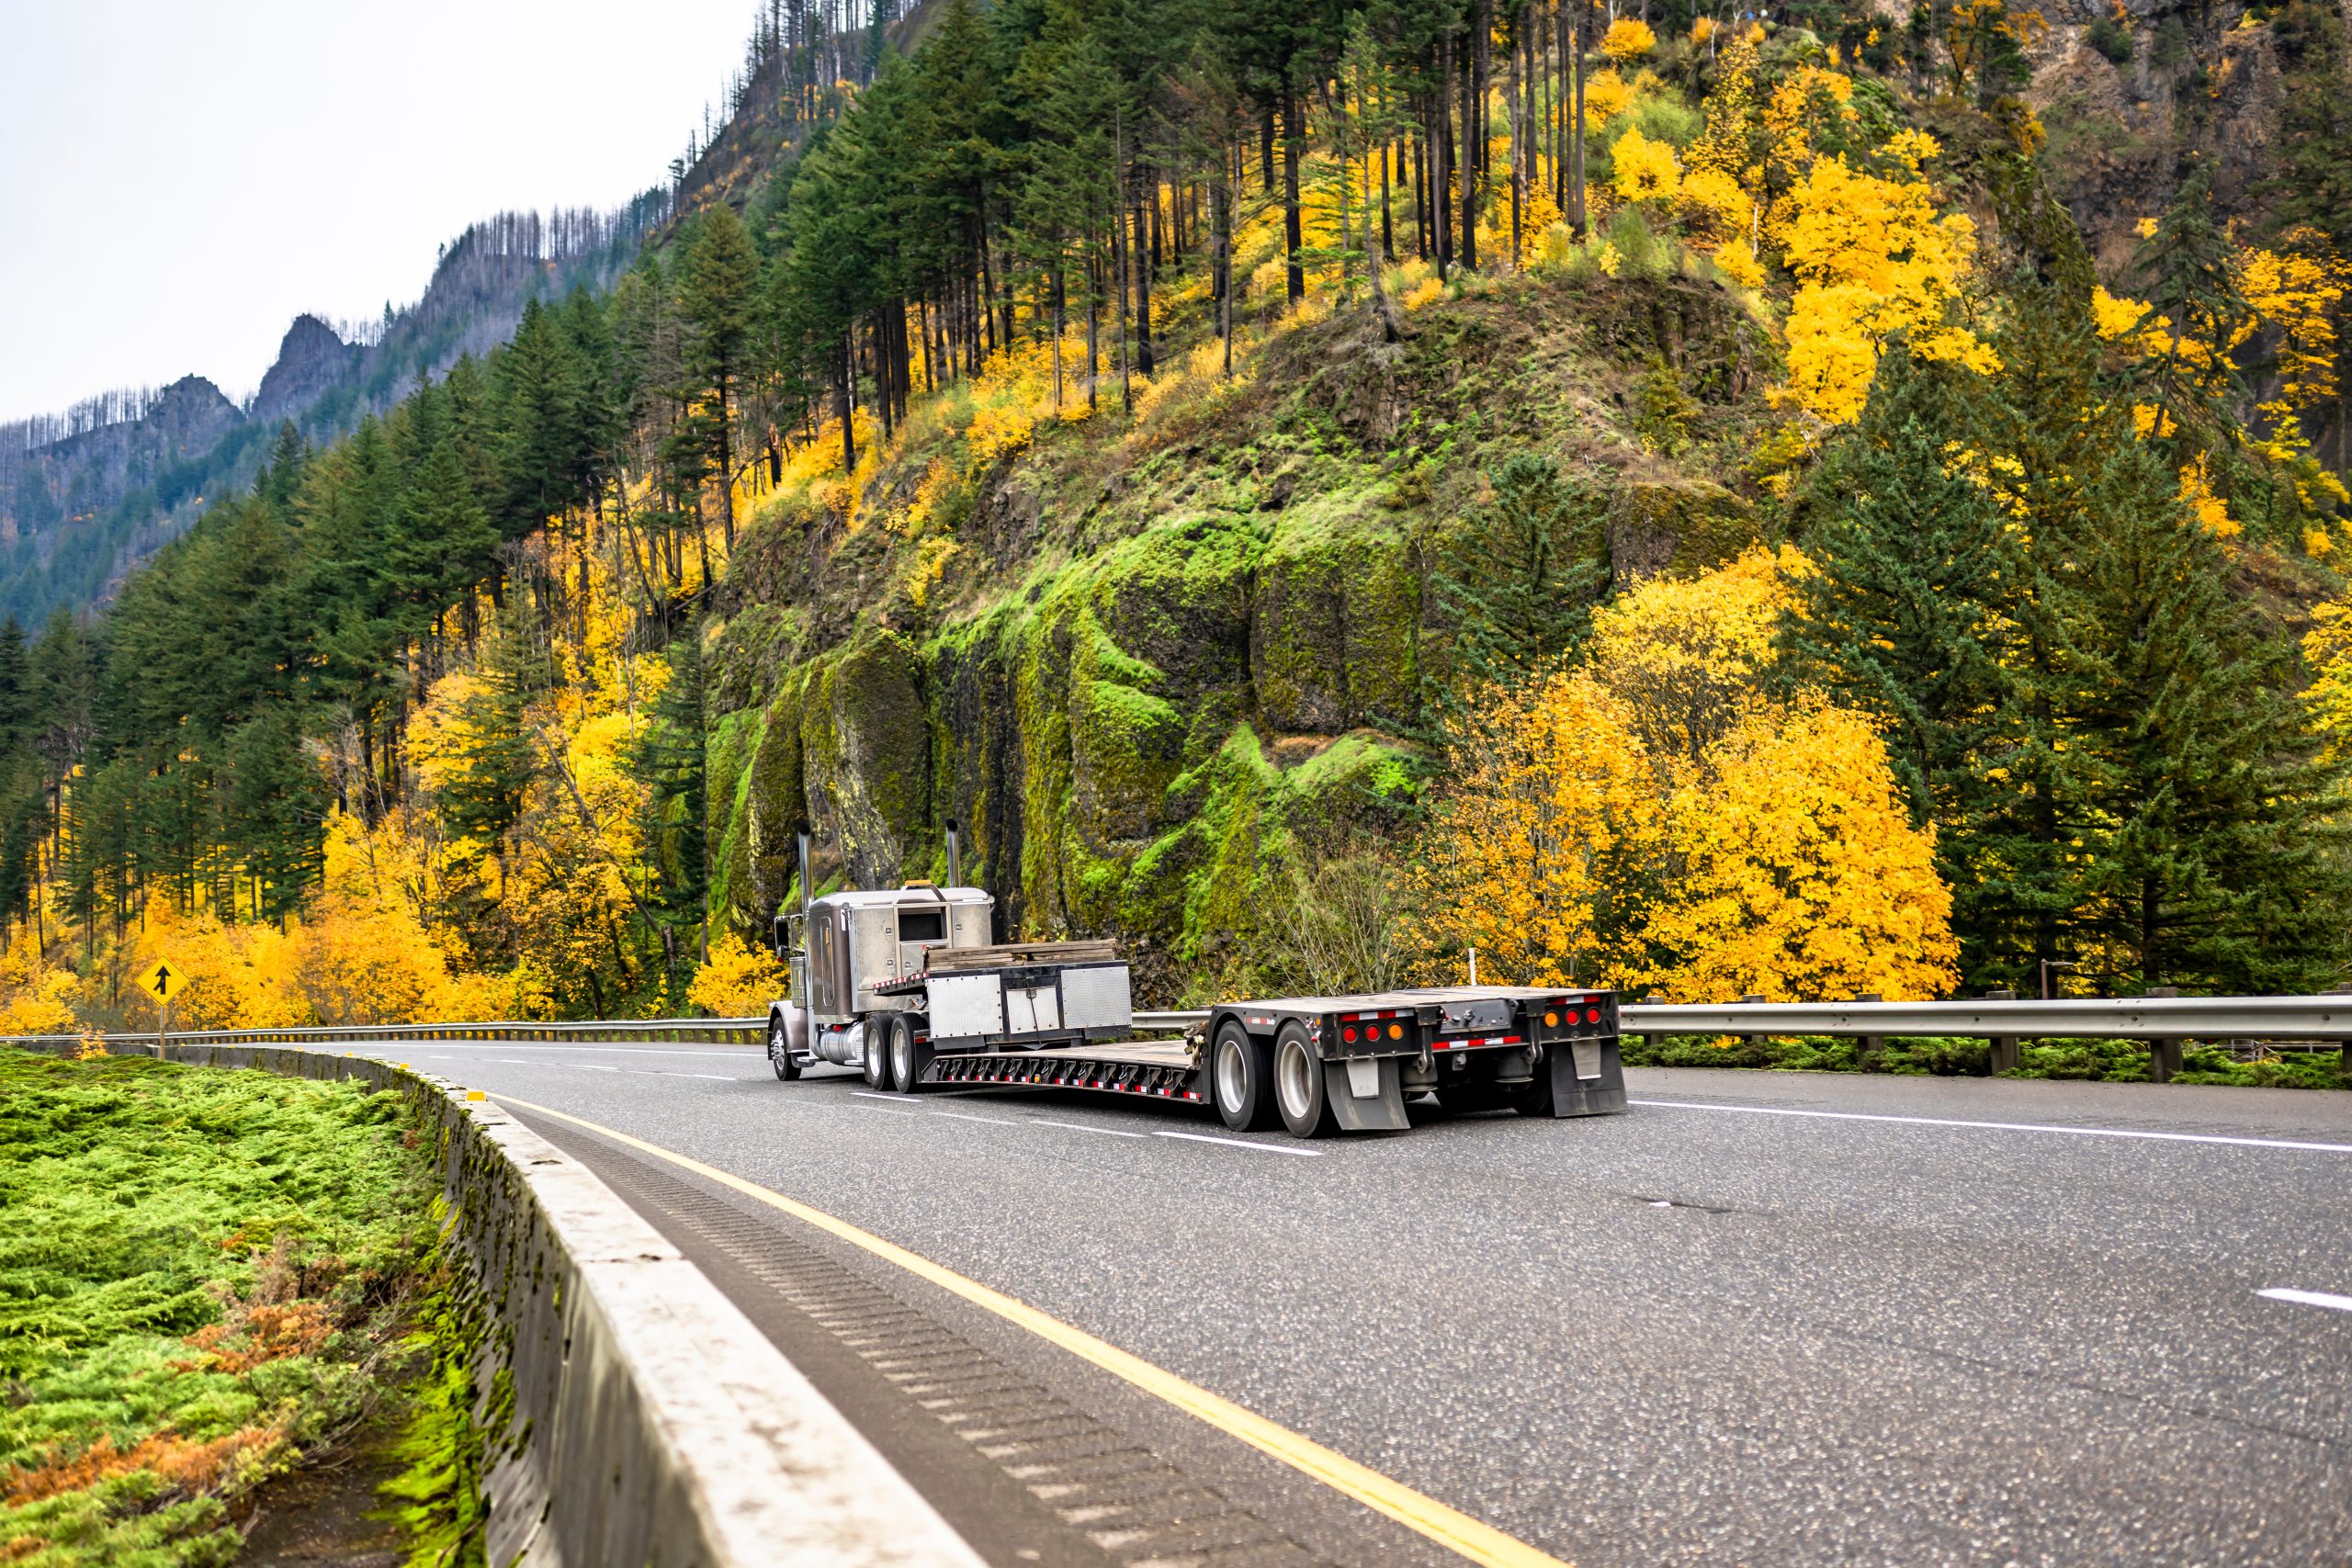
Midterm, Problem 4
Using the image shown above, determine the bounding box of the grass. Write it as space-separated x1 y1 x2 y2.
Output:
1622 1032 2351 1089
0 1047 438 1565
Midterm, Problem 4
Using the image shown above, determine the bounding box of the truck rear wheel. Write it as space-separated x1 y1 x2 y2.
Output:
862 1022 889 1088
767 1010 800 1081
1211 1021 1278 1133
1272 1023 1335 1138
888 1014 932 1094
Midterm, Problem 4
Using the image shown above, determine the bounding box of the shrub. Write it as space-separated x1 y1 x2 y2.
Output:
2087 14 2134 64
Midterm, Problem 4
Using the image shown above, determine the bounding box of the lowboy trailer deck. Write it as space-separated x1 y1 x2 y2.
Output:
907 984 1625 1138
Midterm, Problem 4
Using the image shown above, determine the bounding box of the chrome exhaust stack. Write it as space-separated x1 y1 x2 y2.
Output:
945 819 964 889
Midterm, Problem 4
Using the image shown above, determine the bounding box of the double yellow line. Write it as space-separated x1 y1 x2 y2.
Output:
494 1094 1570 1568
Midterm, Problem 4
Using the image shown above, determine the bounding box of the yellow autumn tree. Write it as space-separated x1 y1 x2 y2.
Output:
1409 671 1667 987
119 908 310 1030
686 929 791 1016
1611 128 1681 206
1586 545 1807 761
0 926 82 1034
1639 701 1960 1001
1601 17 1658 61
1415 551 1961 1000
1778 147 1996 424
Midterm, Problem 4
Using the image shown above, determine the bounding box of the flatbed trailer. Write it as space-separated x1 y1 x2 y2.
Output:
910 984 1623 1137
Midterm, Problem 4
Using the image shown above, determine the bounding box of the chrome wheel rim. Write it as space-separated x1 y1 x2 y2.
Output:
1276 1040 1314 1121
1216 1039 1245 1112
893 1031 911 1088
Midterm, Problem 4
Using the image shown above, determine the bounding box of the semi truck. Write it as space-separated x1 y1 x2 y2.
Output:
765 826 1624 1139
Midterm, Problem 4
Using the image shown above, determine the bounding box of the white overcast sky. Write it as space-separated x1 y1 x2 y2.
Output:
0 0 759 423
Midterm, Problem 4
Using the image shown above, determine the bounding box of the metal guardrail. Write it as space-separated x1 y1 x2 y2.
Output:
1127 998 2352 1043
10 997 2343 1076
1622 996 2352 1042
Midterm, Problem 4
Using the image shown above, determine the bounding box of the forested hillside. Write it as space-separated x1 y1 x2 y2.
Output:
0 205 668 627
6 0 2352 1032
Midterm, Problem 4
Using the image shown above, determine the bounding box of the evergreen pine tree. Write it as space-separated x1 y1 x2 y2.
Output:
2063 433 2352 990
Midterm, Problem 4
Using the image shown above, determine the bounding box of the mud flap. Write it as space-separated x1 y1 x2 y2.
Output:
1326 1056 1409 1132
1545 1036 1627 1117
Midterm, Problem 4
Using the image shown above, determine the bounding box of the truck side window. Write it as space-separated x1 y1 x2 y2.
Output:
899 908 945 943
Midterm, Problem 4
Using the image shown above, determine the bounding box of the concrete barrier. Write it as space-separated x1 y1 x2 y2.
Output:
26 1041 982 1568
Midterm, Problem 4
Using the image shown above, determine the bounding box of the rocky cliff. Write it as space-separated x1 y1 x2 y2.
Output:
703 275 1771 1000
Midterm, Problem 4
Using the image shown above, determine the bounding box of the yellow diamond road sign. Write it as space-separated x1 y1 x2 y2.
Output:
135 959 189 1005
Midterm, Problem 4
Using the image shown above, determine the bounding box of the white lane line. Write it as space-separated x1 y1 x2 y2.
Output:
852 1090 913 1102
671 1073 741 1081
855 1103 922 1116
572 1065 622 1073
2258 1288 2352 1314
1153 1130 1322 1157
933 1110 1024 1125
1032 1118 1147 1139
1630 1099 2352 1155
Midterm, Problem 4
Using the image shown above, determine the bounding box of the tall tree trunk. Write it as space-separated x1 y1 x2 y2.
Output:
1217 145 1235 377
1114 111 1133 410
1282 83 1306 305
1568 0 1589 236
1434 44 1455 278
837 332 856 470
1462 0 1485 274
1135 178 1156 375
1382 130 1396 263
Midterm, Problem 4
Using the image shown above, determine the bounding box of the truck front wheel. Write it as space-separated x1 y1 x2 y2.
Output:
1272 1023 1335 1138
1211 1021 1278 1133
767 1011 800 1081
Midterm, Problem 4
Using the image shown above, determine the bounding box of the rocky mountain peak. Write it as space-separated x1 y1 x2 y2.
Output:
252 314 356 423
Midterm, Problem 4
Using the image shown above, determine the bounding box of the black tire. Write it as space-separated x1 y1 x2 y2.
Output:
1210 1020 1279 1133
862 1020 889 1087
888 1014 933 1094
1510 1066 1555 1118
1272 1022 1335 1138
767 1010 800 1081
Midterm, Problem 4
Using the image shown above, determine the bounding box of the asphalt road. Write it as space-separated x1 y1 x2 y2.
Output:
341 1037 2352 1567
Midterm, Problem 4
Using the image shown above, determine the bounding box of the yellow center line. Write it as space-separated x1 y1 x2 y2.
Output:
492 1092 1572 1568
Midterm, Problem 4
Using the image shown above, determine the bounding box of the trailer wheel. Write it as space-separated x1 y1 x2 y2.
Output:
767 1010 800 1082
1272 1023 1335 1138
1211 1021 1278 1133
888 1014 932 1094
862 1021 889 1088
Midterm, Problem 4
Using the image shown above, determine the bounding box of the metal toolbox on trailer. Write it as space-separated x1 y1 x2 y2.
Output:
922 948 1133 1046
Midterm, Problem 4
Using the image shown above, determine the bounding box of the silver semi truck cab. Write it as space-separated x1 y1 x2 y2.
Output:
771 883 994 1074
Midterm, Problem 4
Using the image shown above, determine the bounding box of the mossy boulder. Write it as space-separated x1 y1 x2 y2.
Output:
1250 489 1420 733
799 629 930 887
1607 477 1760 586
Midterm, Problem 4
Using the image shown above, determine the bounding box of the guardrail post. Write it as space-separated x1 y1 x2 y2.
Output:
2144 986 2181 1082
1739 995 1765 1054
2336 987 2352 1081
1851 993 1882 1066
1983 990 2018 1074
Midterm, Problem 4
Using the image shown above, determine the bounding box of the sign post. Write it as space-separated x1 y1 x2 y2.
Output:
133 959 188 1061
